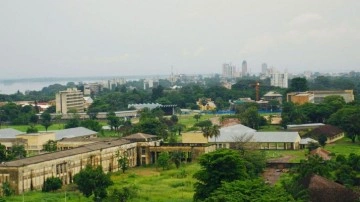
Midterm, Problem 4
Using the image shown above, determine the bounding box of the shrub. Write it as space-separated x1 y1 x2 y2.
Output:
42 177 62 192
2 182 13 196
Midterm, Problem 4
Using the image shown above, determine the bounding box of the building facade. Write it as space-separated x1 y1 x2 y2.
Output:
55 88 84 114
270 73 288 88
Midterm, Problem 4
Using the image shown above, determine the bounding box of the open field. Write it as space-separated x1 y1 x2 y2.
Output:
264 149 307 163
325 138 360 156
1 123 65 132
178 114 216 131
5 163 200 202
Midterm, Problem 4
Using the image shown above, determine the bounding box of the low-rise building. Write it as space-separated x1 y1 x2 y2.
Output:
207 124 301 150
306 125 344 143
16 133 55 155
0 129 26 150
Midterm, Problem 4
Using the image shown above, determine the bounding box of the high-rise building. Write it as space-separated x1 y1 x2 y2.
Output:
270 73 288 88
261 63 268 75
222 63 236 78
242 60 247 77
56 88 84 114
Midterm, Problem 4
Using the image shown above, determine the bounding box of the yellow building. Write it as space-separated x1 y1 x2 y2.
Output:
182 131 208 144
16 133 55 155
196 98 217 111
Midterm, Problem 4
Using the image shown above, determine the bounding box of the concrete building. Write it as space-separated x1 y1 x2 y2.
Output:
222 63 237 78
270 72 288 88
0 129 26 150
262 91 283 104
0 132 215 194
55 88 84 114
0 139 139 194
16 133 55 155
287 90 354 104
242 60 247 77
287 92 315 105
310 90 355 103
261 63 268 75
207 124 301 150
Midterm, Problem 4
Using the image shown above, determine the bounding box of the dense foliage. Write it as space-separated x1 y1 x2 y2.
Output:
42 177 62 192
193 149 266 201
74 165 113 200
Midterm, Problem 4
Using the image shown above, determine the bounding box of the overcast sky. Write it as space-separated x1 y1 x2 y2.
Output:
0 0 359 79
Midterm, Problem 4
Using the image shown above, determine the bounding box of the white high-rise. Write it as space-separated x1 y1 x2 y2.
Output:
222 63 237 78
56 88 84 114
270 72 288 88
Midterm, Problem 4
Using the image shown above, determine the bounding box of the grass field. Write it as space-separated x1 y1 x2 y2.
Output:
178 114 216 131
1 123 65 132
264 149 307 163
5 163 200 202
325 138 360 156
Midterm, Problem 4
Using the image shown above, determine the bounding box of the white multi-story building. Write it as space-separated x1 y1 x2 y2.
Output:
56 88 84 114
270 72 288 88
222 63 237 78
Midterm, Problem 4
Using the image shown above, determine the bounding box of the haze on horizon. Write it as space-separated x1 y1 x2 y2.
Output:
0 0 359 79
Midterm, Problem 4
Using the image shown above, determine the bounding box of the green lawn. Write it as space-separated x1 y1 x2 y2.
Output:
258 125 283 132
325 138 360 156
5 163 200 202
1 123 64 132
178 114 216 131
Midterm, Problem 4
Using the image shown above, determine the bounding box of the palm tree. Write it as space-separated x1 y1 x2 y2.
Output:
210 125 220 149
202 125 221 149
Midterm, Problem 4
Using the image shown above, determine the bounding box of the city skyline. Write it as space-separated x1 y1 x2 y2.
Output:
0 1 359 79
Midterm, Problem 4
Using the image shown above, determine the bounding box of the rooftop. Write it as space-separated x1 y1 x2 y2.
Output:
0 138 130 167
0 128 25 138
55 127 97 140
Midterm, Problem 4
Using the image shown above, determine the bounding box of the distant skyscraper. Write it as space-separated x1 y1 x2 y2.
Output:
270 72 288 88
222 63 236 78
242 60 247 77
261 63 268 75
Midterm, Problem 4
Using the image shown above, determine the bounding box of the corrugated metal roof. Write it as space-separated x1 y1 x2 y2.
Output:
0 128 25 138
208 124 256 142
209 124 300 143
0 139 130 167
55 127 97 140
300 138 318 144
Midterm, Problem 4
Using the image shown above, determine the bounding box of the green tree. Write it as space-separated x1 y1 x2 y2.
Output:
289 77 308 92
117 151 129 173
170 115 178 123
240 106 261 130
205 179 295 202
327 106 360 143
40 112 52 131
318 135 327 147
195 120 213 130
193 149 249 201
43 140 57 152
81 119 102 132
105 186 138 202
42 177 62 192
0 144 7 162
193 114 202 122
107 112 122 131
157 152 170 170
29 114 39 125
7 145 26 160
26 125 38 133
74 165 113 201
64 113 80 129
171 151 183 169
